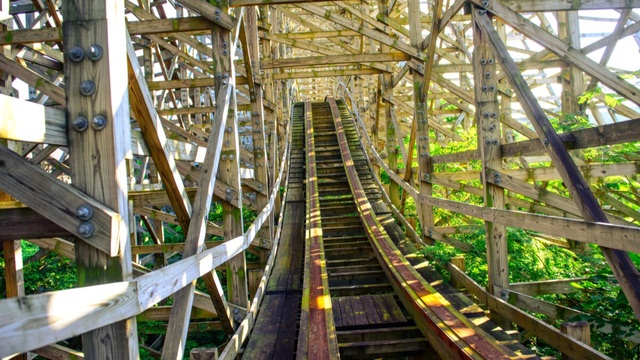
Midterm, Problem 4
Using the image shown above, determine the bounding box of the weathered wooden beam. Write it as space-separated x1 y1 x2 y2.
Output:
127 30 193 234
261 52 410 69
0 145 122 255
486 169 582 217
447 263 609 360
134 206 223 237
244 6 271 250
0 94 66 145
501 287 640 344
497 0 640 11
473 8 509 307
434 162 640 182
0 53 64 104
63 0 139 356
0 207 71 241
273 68 382 80
0 178 279 357
298 3 424 59
128 16 214 35
163 85 234 359
32 345 85 360
174 0 237 30
473 0 640 106
475 12 640 321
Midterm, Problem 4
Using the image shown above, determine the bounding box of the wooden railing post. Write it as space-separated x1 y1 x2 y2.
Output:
561 321 591 360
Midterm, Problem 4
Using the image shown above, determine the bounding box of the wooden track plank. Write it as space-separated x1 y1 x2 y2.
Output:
371 294 394 324
361 295 382 325
339 297 356 327
350 297 369 326
332 297 343 328
381 295 407 323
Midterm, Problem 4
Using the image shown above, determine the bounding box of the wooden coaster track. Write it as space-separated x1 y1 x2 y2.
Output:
243 98 539 359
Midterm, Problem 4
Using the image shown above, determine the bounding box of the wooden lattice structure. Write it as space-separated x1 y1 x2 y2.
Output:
1 0 640 359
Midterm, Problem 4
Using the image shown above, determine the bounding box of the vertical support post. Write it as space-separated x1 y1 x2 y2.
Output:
472 8 509 328
0 0 13 97
383 69 400 208
372 77 382 176
3 240 24 298
409 0 438 244
557 11 584 117
62 1 139 358
212 0 249 314
3 240 26 360
246 6 272 250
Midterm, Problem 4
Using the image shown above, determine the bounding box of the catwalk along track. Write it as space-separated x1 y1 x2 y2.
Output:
242 98 539 359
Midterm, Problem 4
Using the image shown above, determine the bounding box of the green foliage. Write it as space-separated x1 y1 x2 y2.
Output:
578 86 624 108
0 241 76 297
550 113 592 133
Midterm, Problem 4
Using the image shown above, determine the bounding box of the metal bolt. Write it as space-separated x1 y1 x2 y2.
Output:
229 154 235 161
215 9 221 16
491 112 497 118
480 58 486 65
226 194 233 201
226 126 233 133
222 49 228 56
77 222 95 238
226 188 232 195
485 72 492 79
488 124 496 132
482 85 488 92
69 46 85 62
223 41 228 48
216 74 222 79
483 112 490 118
479 9 487 15
489 85 496 92
221 154 228 161
87 44 103 61
76 204 94 220
72 116 89 132
80 80 96 96
92 115 107 130
488 58 495 65
485 139 492 145
215 15 221 22
223 73 228 79
482 0 489 7
543 138 549 146
492 139 499 145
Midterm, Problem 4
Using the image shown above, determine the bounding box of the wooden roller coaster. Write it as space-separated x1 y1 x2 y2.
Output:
2 0 640 359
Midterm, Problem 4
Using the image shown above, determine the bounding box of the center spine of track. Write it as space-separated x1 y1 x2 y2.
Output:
297 101 341 360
